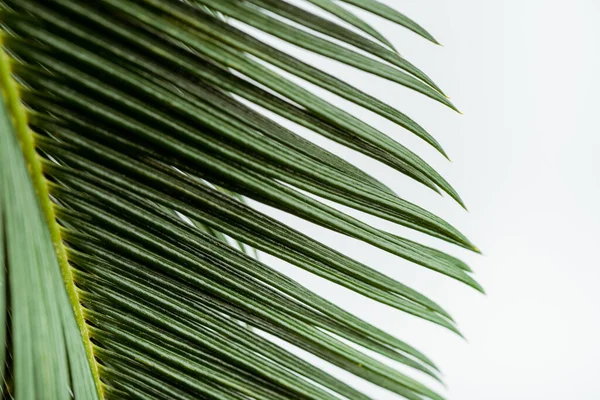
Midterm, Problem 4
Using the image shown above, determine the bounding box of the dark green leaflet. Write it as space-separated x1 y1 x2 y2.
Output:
302 0 397 49
340 0 441 44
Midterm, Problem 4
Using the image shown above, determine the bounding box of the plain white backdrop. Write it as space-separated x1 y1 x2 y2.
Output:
239 1 600 399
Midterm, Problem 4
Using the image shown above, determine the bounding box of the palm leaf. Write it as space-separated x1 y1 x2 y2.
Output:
0 0 480 399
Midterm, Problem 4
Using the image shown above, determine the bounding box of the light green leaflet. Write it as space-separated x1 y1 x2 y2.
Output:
0 0 480 399
0 93 98 399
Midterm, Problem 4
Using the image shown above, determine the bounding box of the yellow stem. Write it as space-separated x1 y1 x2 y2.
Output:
0 37 104 399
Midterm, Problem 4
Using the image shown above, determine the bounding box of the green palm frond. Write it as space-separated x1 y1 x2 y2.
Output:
0 0 480 399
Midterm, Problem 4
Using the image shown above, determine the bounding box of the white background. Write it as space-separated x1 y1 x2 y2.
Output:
243 1 600 399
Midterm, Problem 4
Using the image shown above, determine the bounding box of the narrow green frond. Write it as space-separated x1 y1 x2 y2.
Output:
0 1 479 399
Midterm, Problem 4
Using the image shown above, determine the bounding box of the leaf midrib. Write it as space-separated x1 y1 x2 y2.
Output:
0 38 103 399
